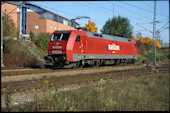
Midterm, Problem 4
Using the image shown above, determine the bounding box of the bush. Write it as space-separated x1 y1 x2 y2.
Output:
146 51 152 61
146 51 168 61
2 13 17 38
29 31 35 40
167 53 170 59
35 33 50 52
156 53 168 61
138 54 146 61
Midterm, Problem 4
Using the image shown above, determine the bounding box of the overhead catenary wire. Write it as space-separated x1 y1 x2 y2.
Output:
79 2 151 23
78 1 169 36
23 1 169 39
136 20 169 28
158 26 169 33
121 1 168 18
33 1 137 28
136 23 153 33
87 2 149 21
107 1 153 20
77 2 149 31
157 22 169 33
31 1 158 27
141 1 164 14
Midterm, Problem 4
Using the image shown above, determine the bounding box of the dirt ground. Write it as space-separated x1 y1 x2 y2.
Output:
1 65 169 108
2 53 41 70
1 61 169 108
1 65 143 83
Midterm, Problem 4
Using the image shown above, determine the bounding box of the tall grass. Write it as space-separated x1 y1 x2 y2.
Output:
2 73 169 111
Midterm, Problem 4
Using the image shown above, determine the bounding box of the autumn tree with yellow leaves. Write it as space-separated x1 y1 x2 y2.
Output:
85 20 98 33
139 36 161 48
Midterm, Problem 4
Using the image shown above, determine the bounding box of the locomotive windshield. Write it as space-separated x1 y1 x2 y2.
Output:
51 33 70 41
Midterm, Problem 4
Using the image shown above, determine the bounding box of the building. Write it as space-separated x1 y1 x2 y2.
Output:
2 1 76 36
2 2 18 29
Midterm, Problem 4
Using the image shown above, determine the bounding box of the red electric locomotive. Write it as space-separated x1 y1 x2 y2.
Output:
44 30 138 68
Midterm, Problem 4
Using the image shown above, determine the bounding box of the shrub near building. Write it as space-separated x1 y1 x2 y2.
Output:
34 32 50 52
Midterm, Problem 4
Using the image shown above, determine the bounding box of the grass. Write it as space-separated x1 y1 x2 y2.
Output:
2 72 169 111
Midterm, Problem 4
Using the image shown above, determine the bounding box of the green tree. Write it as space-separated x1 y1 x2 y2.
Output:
29 31 35 40
101 16 133 39
35 33 50 52
2 13 17 37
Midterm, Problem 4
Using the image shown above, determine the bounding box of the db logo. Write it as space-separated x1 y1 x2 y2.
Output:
107 44 120 51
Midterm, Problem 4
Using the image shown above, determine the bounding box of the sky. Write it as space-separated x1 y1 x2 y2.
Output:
29 0 169 43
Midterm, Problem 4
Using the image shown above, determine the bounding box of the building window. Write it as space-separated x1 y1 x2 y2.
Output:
68 21 71 26
58 27 60 30
54 26 56 30
59 16 63 24
63 19 68 26
53 15 58 22
50 25 52 29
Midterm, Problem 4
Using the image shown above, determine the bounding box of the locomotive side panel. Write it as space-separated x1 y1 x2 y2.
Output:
66 30 88 62
75 36 137 60
86 37 134 55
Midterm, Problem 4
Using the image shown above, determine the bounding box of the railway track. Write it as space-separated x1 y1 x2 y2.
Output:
1 60 168 78
1 63 169 95
1 61 143 77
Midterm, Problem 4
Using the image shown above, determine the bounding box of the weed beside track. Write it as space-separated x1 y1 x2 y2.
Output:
1 64 169 95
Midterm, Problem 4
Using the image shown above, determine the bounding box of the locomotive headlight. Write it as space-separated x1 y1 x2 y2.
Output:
48 51 52 54
62 51 66 54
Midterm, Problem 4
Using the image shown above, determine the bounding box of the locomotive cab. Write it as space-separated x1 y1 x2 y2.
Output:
44 32 69 68
44 30 84 68
48 33 70 55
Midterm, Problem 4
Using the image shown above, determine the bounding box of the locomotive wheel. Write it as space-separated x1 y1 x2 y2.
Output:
120 59 126 65
124 59 128 65
116 59 120 65
127 59 131 64
93 60 99 67
74 61 84 68
131 59 135 64
73 62 79 68
78 61 84 68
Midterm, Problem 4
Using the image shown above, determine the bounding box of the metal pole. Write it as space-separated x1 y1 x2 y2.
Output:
19 3 22 40
36 28 37 36
57 15 59 30
1 3 5 67
152 0 157 65
113 3 114 17
154 0 157 66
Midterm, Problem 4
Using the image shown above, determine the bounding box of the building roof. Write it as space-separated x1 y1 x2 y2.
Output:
3 1 78 27
25 2 78 27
